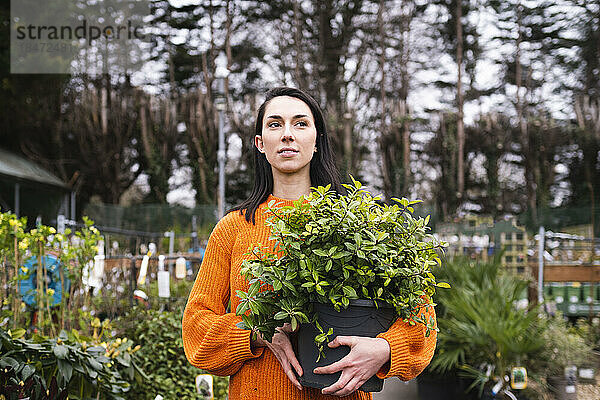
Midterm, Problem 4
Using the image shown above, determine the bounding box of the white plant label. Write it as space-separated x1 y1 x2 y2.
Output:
158 270 170 298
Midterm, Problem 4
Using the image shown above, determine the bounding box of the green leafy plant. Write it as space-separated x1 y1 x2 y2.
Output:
0 326 146 400
0 211 103 335
0 213 28 331
537 314 594 377
0 370 67 400
117 307 229 400
572 317 600 352
235 177 448 358
428 257 546 398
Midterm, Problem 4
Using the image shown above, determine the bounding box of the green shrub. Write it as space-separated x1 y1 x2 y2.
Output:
117 307 228 400
429 256 545 397
0 327 145 400
538 315 594 376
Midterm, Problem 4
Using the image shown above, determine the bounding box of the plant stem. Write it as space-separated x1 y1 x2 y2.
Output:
13 232 20 329
38 242 44 335
1 256 4 308
60 241 65 331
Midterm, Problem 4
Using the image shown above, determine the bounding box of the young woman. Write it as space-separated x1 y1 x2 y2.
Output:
182 87 437 399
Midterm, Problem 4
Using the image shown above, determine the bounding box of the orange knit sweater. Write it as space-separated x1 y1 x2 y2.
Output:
182 195 437 400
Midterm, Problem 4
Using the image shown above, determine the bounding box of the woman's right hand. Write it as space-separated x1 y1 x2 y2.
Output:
251 323 303 391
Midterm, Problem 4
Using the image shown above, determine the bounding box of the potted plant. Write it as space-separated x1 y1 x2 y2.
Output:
235 177 447 392
571 318 600 385
425 257 546 400
538 315 594 400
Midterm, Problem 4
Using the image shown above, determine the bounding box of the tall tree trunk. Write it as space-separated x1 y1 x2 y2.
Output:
378 0 390 196
456 0 465 198
293 0 306 89
515 3 537 224
378 0 413 200
402 101 411 192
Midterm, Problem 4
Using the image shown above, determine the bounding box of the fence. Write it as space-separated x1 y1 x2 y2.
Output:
83 202 218 234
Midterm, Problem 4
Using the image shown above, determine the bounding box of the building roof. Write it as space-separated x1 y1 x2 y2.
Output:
0 148 69 189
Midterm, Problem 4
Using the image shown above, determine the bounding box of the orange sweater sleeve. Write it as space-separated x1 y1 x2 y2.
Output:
375 301 437 381
182 214 264 376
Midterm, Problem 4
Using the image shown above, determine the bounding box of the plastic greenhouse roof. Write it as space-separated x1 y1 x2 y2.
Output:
0 148 69 189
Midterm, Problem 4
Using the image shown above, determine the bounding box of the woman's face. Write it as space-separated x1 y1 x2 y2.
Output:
255 95 317 176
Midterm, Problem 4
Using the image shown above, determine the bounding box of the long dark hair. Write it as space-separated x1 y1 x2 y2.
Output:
231 87 344 224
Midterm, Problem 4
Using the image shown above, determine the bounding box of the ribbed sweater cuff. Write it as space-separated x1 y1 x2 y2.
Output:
375 330 410 380
228 323 264 363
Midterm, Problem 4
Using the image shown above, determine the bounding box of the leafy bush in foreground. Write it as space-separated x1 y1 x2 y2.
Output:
0 327 145 400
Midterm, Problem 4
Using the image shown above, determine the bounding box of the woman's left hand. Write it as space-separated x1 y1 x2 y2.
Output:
313 336 390 397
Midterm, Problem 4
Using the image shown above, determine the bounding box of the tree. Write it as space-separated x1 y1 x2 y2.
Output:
376 0 426 200
550 0 600 233
423 0 482 216
61 75 142 205
138 93 179 204
488 0 566 223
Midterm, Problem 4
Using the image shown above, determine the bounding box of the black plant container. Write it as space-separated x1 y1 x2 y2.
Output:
295 299 396 392
416 370 468 400
547 375 577 400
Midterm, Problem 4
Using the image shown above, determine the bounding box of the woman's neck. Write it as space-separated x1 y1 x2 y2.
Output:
271 168 311 200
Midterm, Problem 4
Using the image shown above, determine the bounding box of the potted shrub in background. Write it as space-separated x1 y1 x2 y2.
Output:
425 256 546 400
538 315 593 400
571 318 600 385
235 178 448 392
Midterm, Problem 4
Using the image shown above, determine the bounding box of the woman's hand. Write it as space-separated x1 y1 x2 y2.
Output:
313 336 391 397
251 323 304 391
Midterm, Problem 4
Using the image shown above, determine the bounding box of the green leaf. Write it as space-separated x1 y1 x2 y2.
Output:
57 358 72 382
325 260 333 272
312 249 328 257
316 285 325 296
0 357 19 370
9 328 26 340
236 301 249 315
436 282 451 289
20 364 35 381
53 344 69 359
354 232 362 247
296 312 308 322
88 357 103 371
274 311 288 320
249 281 260 297
342 286 358 298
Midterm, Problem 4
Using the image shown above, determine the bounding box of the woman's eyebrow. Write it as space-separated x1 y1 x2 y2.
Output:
265 114 309 120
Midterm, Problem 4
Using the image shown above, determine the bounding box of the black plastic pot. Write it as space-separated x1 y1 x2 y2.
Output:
417 369 487 400
547 375 577 400
416 370 467 400
479 387 529 400
295 299 396 392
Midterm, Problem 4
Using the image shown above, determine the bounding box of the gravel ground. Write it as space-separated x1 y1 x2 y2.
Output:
577 383 600 400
